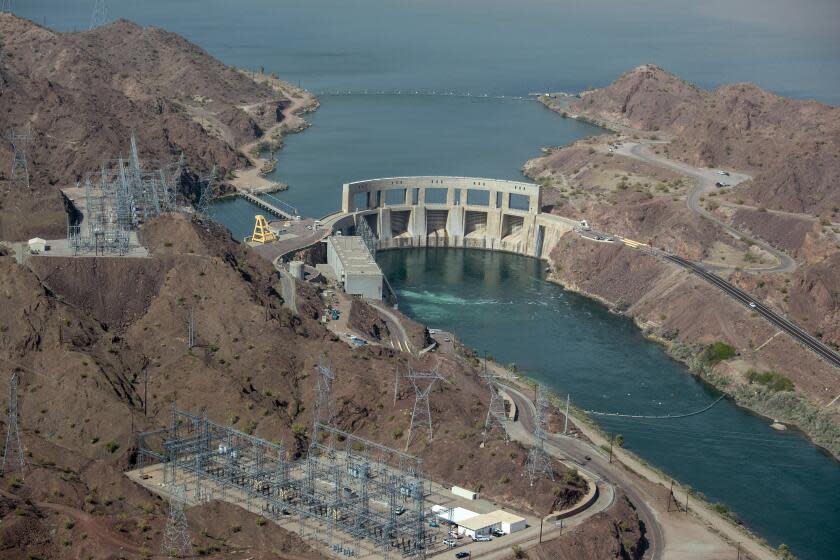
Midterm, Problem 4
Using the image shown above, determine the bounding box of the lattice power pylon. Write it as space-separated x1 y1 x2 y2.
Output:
89 0 108 29
2 371 25 477
481 372 509 445
314 355 336 430
404 366 444 450
525 384 555 486
1 1 11 14
160 484 192 559
7 126 31 190
185 308 195 349
195 166 216 218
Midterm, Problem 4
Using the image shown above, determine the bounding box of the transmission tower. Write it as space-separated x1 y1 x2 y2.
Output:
525 384 555 486
314 355 336 429
481 369 509 445
1 1 11 14
404 366 444 450
195 166 215 218
7 126 31 190
89 0 108 29
160 484 192 558
185 308 195 349
2 371 25 477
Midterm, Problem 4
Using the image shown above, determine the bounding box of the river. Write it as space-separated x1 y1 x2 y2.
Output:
17 1 840 557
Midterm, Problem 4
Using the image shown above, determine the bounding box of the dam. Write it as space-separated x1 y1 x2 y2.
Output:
322 176 580 258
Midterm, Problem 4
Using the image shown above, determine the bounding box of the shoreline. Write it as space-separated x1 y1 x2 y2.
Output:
230 70 320 194
530 95 840 463
495 367 777 560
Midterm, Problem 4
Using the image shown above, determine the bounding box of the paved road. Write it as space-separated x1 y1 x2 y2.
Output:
666 254 840 369
500 382 664 560
615 142 797 274
369 301 414 354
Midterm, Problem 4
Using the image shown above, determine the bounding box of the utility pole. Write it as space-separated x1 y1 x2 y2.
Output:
563 394 570 434
608 434 613 463
393 367 400 406
685 490 689 515
667 480 674 512
736 542 741 560
2 371 25 477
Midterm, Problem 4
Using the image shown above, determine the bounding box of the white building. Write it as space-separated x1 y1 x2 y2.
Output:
325 236 383 300
431 505 479 525
456 510 527 538
28 238 47 253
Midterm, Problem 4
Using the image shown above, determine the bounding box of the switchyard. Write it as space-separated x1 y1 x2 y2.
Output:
133 408 440 559
63 135 188 256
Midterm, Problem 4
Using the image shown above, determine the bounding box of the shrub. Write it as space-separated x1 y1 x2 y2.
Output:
392 428 403 440
711 502 741 525
256 517 267 527
105 441 120 454
745 370 794 392
291 423 307 436
703 342 737 364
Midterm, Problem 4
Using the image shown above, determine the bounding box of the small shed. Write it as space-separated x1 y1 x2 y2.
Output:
28 238 47 253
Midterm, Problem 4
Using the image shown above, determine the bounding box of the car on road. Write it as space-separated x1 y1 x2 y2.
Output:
584 455 592 461
717 170 730 176
443 538 457 548
749 302 757 308
455 552 471 559
444 337 451 342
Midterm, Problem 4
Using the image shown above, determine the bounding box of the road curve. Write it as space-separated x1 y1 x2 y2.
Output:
501 383 664 560
617 142 797 274
666 254 840 369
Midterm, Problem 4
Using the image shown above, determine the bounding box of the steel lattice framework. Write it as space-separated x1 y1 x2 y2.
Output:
525 384 555 486
161 483 192 558
68 134 185 255
7 126 30 190
137 409 431 559
2 371 25 477
481 372 509 445
89 0 108 30
404 367 444 450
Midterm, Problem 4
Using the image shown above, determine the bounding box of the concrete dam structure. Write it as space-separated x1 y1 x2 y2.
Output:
323 176 579 259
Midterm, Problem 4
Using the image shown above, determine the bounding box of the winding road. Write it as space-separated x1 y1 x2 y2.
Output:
615 142 797 273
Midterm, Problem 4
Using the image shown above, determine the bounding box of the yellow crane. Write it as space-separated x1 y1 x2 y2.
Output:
248 215 278 244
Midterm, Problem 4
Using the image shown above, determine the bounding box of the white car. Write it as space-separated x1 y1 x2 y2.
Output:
749 302 757 309
444 538 457 548
716 170 729 176
472 535 492 542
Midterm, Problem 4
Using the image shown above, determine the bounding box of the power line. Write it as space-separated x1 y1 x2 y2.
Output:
1 1 11 15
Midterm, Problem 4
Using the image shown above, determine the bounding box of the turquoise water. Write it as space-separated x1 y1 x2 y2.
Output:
16 1 840 557
379 248 840 559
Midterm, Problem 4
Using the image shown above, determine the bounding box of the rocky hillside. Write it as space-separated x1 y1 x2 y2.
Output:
0 14 290 240
569 64 840 215
0 213 588 558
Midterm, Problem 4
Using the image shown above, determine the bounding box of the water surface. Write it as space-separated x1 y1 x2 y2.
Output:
378 248 840 559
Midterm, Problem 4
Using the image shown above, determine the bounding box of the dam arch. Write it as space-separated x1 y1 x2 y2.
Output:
324 176 579 259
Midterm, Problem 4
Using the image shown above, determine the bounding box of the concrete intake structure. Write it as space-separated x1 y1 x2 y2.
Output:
323 176 579 258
